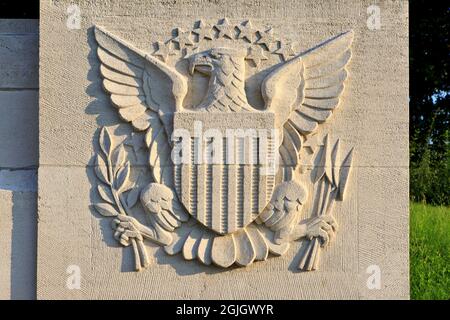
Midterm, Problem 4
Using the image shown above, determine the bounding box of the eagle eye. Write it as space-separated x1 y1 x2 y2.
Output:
210 51 222 59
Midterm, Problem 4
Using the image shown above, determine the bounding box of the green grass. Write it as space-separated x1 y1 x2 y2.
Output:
410 202 450 300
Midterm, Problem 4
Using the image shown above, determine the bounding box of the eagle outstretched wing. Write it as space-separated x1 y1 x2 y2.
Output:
262 31 354 180
94 26 188 187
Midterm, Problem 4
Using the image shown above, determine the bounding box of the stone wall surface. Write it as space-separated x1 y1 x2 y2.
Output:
1 0 410 300
0 19 38 300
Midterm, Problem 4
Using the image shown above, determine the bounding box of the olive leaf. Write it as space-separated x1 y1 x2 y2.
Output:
99 127 113 157
127 186 141 208
97 184 115 204
95 154 110 184
112 144 127 168
94 202 119 217
115 162 132 192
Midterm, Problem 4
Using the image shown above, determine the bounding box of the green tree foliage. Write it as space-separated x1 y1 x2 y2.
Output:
410 2 449 205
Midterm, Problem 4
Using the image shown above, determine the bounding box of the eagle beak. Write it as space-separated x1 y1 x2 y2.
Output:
188 54 212 76
188 58 196 76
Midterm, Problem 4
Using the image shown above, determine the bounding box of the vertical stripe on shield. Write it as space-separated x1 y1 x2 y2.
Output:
211 165 222 231
196 163 205 223
180 164 190 212
221 137 228 233
227 162 237 233
240 136 252 226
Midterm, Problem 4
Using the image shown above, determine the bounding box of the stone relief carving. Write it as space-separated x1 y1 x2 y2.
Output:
92 19 355 271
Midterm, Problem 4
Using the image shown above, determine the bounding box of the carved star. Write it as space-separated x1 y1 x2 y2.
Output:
256 28 277 51
215 18 235 39
237 20 255 42
245 46 268 67
153 41 176 62
298 133 323 171
184 45 200 57
274 41 296 61
125 132 145 156
173 28 194 49
193 20 213 41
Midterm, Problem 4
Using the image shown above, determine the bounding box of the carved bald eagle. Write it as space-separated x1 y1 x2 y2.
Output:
94 25 353 245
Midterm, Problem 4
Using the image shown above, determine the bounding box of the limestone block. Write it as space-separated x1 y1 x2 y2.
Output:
0 22 38 89
39 0 408 169
0 91 39 168
0 19 38 169
0 190 37 300
38 0 409 299
0 170 37 192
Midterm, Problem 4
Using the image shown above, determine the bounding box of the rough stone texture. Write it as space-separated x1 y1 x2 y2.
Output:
0 20 38 89
0 20 38 300
38 0 409 299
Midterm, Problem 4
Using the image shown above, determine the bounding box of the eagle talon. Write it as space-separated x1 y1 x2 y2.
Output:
305 215 338 247
112 215 143 246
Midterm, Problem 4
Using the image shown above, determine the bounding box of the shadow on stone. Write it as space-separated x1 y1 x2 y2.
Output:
11 191 37 299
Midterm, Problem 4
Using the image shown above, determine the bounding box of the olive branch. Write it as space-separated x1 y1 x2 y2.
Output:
298 134 354 271
93 127 149 271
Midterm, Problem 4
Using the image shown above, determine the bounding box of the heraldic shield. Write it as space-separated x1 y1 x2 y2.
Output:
173 112 277 235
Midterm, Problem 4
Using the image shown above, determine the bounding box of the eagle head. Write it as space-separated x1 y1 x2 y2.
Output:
188 47 247 76
188 47 252 112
